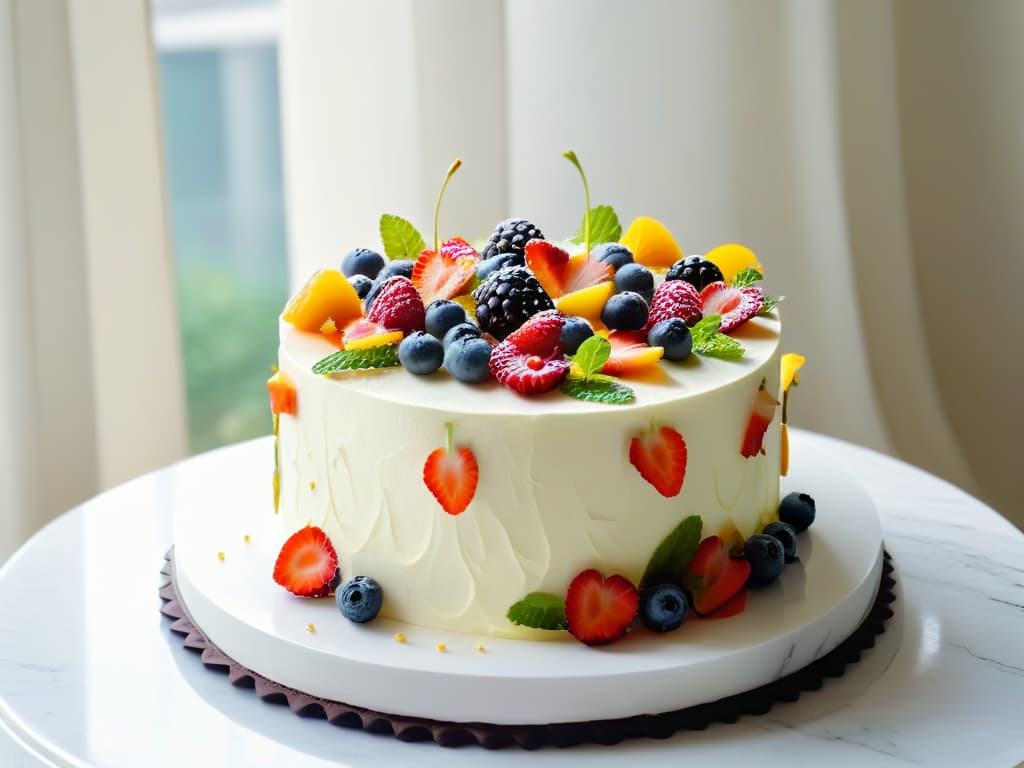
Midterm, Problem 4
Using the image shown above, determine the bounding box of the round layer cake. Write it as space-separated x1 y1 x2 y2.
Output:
276 313 782 637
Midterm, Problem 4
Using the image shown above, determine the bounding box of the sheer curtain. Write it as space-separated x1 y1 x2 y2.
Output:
281 0 1021 526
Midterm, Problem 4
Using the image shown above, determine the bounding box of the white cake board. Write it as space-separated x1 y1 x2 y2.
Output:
172 436 882 726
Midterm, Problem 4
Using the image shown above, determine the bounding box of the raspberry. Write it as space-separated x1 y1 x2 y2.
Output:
472 265 554 339
480 217 545 265
490 311 569 395
646 279 702 330
365 276 425 335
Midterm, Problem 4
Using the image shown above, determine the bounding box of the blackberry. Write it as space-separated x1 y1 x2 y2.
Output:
666 255 724 291
472 266 554 340
480 218 545 265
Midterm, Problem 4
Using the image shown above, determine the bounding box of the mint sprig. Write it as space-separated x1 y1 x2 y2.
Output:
379 214 426 261
572 205 621 247
758 295 783 315
507 592 568 630
730 267 763 289
691 314 745 360
640 515 703 592
312 344 401 375
560 336 636 405
570 334 611 377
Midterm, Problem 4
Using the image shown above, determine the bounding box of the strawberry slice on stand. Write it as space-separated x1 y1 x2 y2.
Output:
423 422 479 515
273 526 340 598
687 535 751 617
741 378 780 458
629 423 688 497
565 568 640 646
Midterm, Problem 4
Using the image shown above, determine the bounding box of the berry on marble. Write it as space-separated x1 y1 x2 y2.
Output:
639 583 689 633
762 521 798 561
779 492 816 532
744 534 785 586
337 576 383 623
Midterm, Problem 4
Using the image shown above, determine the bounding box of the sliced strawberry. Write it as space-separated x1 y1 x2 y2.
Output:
272 526 339 598
699 281 763 333
741 379 780 458
366 276 426 335
629 423 687 497
490 310 569 395
423 425 479 515
687 536 751 616
565 569 639 646
267 371 296 416
704 589 747 619
646 279 702 330
412 237 479 304
601 330 665 377
525 240 612 299
339 318 403 350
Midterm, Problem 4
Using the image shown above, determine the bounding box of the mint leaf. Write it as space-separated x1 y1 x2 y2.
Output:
560 375 636 405
691 314 745 360
569 335 611 380
640 515 703 591
572 205 621 246
731 267 763 289
507 592 567 630
312 345 401 375
758 295 783 315
690 314 723 346
379 214 426 261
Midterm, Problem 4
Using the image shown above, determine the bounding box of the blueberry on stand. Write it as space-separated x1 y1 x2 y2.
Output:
762 521 798 561
639 583 689 633
779 492 816 532
337 576 383 623
744 534 785 586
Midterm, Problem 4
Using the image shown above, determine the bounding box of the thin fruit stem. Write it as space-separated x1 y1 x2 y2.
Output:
563 150 590 256
434 158 462 254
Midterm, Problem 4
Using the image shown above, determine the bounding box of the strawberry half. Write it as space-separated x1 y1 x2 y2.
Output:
699 281 763 333
687 535 751 616
423 425 479 515
741 379 780 458
525 240 612 300
412 237 479 304
629 423 687 497
272 526 339 598
565 569 639 646
601 330 665 377
366 276 426 335
489 310 570 395
646 279 703 330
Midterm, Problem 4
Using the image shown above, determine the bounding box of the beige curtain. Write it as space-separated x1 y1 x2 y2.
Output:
282 0 1021 526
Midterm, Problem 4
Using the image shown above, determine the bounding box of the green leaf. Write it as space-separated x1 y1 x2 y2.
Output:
507 592 568 630
312 345 401 375
569 335 611 380
758 295 783 315
690 314 745 360
560 376 636 405
572 205 622 246
379 214 426 261
640 515 703 591
730 267 763 289
690 314 723 346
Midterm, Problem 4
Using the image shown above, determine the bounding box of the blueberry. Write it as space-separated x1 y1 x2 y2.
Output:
614 263 655 304
591 242 634 271
444 336 492 383
364 260 415 309
425 299 468 339
744 534 785 586
442 322 483 350
639 583 688 633
476 254 519 281
337 575 383 623
347 273 373 300
398 331 444 375
601 291 649 330
340 248 385 280
778 492 816 533
647 318 692 361
559 316 595 355
762 521 798 561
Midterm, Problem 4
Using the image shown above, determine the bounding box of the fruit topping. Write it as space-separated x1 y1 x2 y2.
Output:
646 279 702 330
480 217 545 266
444 335 493 383
398 331 445 375
704 243 762 284
647 318 692 362
340 247 386 280
629 423 687 497
559 315 595 355
666 255 724 291
337 575 383 623
272 526 339 598
600 291 649 331
266 371 297 416
601 330 665 377
613 262 654 304
506 592 569 630
365 276 426 336
412 237 479 303
564 569 639 646
741 379 780 458
473 265 555 339
490 310 570 395
347 273 373 300
744 533 785 586
423 423 479 515
699 281 763 334
424 299 469 339
620 216 683 268
363 260 415 310
782 353 806 393
524 240 613 300
341 318 403 350
281 268 364 333
554 282 615 328
762 521 798 561
592 242 634 271
441 321 483 349
639 583 689 633
779 492 816 532
687 535 751 616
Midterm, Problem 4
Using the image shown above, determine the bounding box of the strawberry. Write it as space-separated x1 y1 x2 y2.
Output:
266 371 296 416
272 526 339 598
412 237 479 304
524 240 612 300
699 281 763 333
366 276 426 336
741 379 780 458
423 423 479 515
601 330 665 377
565 569 639 646
629 423 687 497
687 535 751 616
646 279 703 330
489 310 570 395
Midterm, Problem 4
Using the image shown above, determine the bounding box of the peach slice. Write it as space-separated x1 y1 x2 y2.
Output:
281 268 363 333
781 353 806 393
267 371 297 416
620 216 683 268
555 282 614 328
600 330 665 377
705 243 762 284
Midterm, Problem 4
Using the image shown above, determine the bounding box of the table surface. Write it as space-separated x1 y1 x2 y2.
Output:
1 431 1022 768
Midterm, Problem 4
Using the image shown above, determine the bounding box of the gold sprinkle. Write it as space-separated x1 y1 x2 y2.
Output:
306 623 316 633
243 534 250 543
475 643 485 653
435 642 446 653
394 632 406 644
217 551 225 562
309 480 316 491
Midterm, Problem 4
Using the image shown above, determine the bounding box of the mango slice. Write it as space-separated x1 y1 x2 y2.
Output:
281 269 363 332
620 216 683 268
267 371 297 416
555 282 614 328
705 244 762 284
344 330 404 351
781 353 806 392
